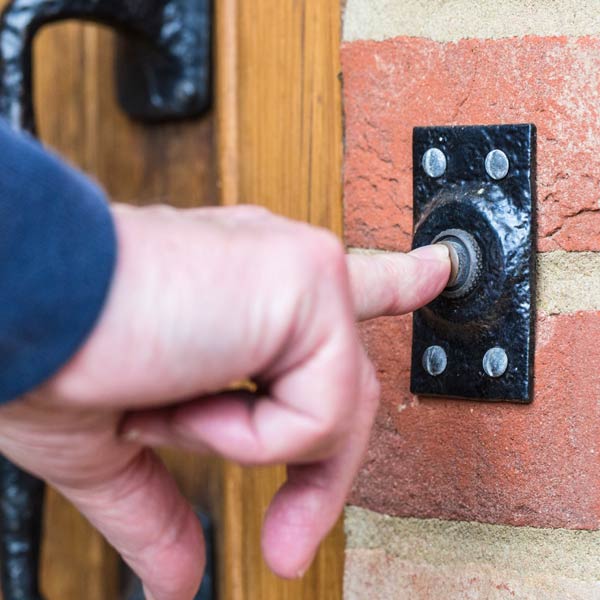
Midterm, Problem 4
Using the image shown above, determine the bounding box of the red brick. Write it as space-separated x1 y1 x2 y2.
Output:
342 36 600 253
350 312 600 529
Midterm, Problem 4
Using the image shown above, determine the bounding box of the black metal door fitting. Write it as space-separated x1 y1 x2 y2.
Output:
411 124 537 403
0 0 211 597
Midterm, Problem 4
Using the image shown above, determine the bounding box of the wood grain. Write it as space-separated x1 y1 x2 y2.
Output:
216 1 345 598
30 21 219 600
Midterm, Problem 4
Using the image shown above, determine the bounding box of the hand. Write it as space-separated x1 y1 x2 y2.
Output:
0 204 449 600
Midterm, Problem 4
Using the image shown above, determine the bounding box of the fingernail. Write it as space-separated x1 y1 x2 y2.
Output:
122 428 141 443
295 557 314 579
143 586 157 600
410 244 450 262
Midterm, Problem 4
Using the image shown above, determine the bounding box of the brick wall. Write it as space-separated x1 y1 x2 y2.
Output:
341 1 600 597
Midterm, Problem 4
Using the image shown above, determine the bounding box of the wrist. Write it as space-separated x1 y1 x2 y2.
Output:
41 204 145 406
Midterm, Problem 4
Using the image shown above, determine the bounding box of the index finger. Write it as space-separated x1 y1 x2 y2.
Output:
347 245 450 322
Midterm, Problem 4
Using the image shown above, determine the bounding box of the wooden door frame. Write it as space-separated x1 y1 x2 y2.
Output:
215 1 345 598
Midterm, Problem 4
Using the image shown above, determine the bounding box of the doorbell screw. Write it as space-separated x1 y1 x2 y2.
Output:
483 347 509 378
423 346 448 376
485 149 510 180
422 148 447 178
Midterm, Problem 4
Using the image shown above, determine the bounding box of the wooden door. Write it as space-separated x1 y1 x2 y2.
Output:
2 0 344 597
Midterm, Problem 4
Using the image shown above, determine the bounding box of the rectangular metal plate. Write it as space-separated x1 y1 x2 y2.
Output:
410 124 536 403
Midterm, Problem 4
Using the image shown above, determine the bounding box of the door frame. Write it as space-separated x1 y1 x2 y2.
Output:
215 1 345 598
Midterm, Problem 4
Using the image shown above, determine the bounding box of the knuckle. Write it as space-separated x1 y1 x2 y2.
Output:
368 375 381 409
373 254 413 317
380 256 405 314
363 360 381 409
295 228 347 284
146 203 179 218
233 204 273 218
302 410 343 455
311 228 346 266
275 226 347 303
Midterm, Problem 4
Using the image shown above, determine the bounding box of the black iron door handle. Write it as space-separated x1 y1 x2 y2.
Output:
0 0 211 597
0 0 211 132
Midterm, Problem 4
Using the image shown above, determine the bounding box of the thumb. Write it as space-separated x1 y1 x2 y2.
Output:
347 245 450 322
55 449 204 600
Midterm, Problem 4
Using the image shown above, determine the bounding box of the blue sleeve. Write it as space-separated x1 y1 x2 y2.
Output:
0 121 117 403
